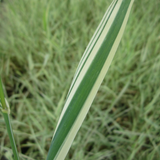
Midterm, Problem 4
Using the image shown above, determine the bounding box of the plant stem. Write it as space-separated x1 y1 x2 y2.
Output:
0 78 19 160
2 112 20 160
0 78 7 110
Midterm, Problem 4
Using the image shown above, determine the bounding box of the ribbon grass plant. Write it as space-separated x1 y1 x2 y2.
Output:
47 0 134 159
0 0 134 159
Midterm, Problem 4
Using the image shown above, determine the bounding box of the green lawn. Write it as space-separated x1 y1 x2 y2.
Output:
0 0 160 159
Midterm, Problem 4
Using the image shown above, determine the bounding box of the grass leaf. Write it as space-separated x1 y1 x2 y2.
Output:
47 0 134 159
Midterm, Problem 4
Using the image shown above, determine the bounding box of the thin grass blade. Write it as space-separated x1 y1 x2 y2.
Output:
0 79 19 160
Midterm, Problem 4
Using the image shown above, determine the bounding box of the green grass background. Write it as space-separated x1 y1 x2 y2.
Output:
0 0 160 159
